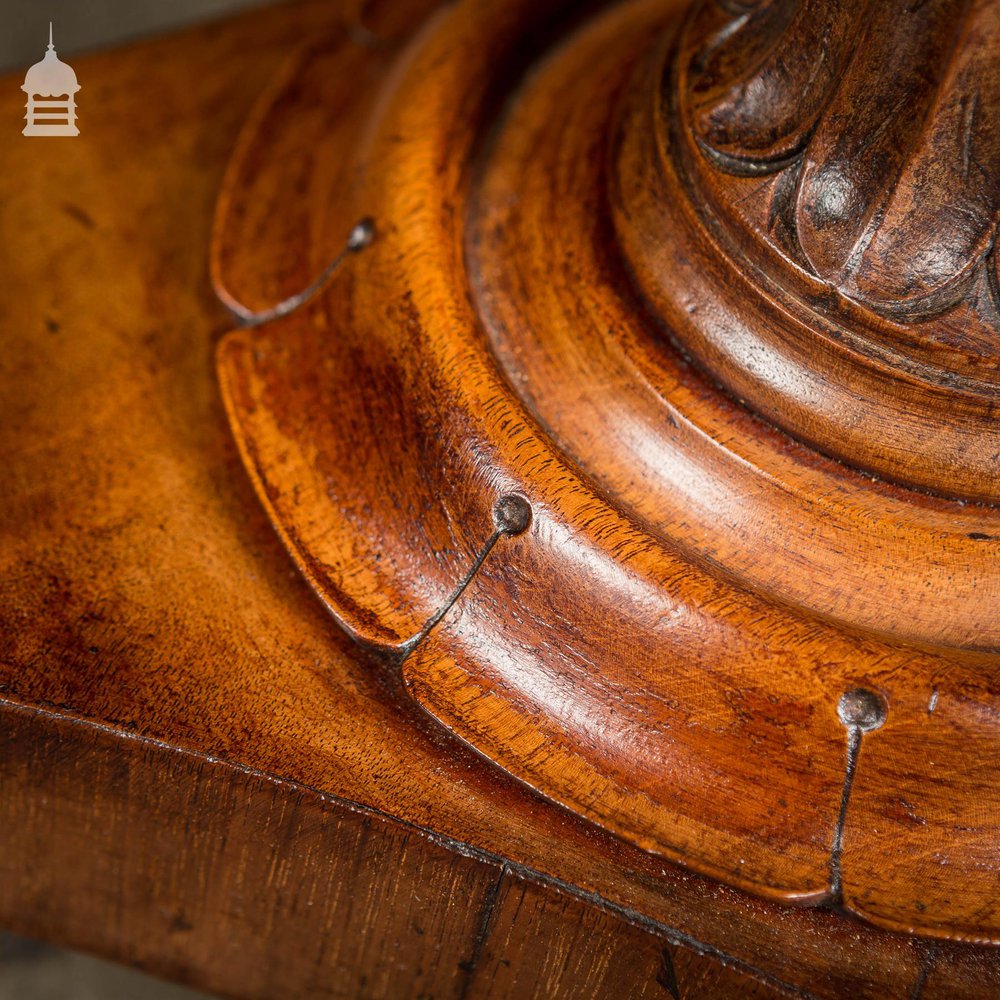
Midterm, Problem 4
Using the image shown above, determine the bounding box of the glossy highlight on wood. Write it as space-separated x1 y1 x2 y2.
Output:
620 0 1000 501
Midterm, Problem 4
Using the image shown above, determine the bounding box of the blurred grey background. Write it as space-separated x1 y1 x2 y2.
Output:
2 3 282 995
0 933 215 999
0 0 271 72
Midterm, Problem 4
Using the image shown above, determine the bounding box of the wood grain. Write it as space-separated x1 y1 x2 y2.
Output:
1 702 795 999
619 0 1000 500
214 0 1000 943
2 0 999 996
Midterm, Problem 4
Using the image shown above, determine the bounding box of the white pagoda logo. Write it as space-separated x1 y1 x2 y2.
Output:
22 24 80 137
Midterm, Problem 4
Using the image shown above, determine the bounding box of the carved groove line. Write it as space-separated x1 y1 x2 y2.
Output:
829 688 887 902
400 494 533 659
219 217 375 328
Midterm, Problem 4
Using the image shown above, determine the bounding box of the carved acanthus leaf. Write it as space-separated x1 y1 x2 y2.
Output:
681 0 1000 317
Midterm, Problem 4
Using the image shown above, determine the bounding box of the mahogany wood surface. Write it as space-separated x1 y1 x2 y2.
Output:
3 703 783 1000
213 0 999 947
1 1 998 997
617 0 1000 503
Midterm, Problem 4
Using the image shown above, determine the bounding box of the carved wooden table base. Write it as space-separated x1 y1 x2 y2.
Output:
1 1 997 997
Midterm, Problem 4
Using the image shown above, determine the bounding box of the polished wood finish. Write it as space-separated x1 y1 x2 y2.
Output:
2 0 998 996
618 0 1000 503
5 703 788 999
214 0 999 947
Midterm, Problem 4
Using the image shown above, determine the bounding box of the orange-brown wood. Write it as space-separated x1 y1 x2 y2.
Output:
213 0 1000 946
2 0 999 996
3 703 794 999
623 0 1000 503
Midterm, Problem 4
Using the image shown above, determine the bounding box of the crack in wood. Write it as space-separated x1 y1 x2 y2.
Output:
656 945 681 998
909 943 937 999
400 528 502 661
828 724 862 903
457 863 508 998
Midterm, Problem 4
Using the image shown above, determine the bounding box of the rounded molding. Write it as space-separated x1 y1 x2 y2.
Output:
213 0 1000 944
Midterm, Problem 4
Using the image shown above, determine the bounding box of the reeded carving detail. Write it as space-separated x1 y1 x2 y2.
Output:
678 0 1000 319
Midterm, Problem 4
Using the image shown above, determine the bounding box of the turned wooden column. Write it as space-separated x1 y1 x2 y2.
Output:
616 0 1000 504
